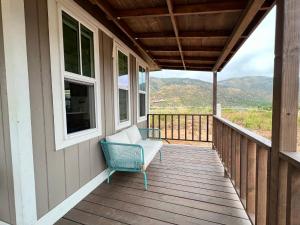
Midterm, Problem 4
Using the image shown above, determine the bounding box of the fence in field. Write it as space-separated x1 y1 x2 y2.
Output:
147 114 213 142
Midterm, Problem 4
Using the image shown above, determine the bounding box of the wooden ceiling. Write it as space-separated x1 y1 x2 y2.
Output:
86 0 274 72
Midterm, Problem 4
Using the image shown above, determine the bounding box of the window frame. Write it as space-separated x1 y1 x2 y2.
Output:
136 61 148 123
48 0 102 150
114 44 132 130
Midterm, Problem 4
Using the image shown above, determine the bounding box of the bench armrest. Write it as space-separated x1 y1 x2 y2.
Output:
100 140 145 170
139 128 162 140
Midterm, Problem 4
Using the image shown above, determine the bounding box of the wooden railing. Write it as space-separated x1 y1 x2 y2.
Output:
147 114 213 142
214 116 271 225
277 152 300 225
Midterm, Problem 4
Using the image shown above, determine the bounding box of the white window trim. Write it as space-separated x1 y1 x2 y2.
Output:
136 61 148 123
48 0 102 150
114 43 132 130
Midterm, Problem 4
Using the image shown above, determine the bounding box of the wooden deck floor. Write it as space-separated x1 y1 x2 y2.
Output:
56 144 251 225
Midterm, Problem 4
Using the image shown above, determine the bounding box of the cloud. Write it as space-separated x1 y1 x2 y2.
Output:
151 7 276 82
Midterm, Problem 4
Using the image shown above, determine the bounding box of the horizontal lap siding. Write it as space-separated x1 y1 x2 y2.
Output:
25 0 111 218
0 2 15 224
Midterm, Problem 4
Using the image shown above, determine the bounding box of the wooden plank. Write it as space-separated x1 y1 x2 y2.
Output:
240 136 248 206
116 1 246 18
277 160 289 225
102 32 115 135
85 194 223 225
95 183 248 218
24 0 49 217
288 165 300 225
246 140 256 222
136 30 232 39
89 137 106 178
213 0 266 71
78 141 91 186
235 133 241 195
269 0 300 224
77 200 174 225
149 46 223 52
64 145 80 197
255 146 269 225
90 0 158 69
63 208 123 225
92 190 251 225
55 218 82 225
231 131 236 184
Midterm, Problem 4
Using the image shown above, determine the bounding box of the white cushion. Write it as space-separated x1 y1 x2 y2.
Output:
106 131 130 144
126 125 142 144
137 139 163 170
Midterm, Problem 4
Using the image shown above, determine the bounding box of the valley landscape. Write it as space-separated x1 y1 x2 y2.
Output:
150 76 277 141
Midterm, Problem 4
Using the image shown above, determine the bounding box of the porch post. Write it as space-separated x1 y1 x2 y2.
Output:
212 71 217 149
269 0 300 225
213 71 217 115
1 0 37 224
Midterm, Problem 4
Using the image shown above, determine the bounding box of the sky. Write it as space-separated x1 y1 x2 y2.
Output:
150 7 276 82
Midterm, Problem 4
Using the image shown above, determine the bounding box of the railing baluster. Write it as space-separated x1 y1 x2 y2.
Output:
192 115 194 141
178 115 180 140
247 140 256 222
206 115 209 142
240 136 248 207
165 114 167 139
158 114 161 139
185 115 187 141
199 115 202 141
255 146 269 225
171 114 174 140
235 133 241 195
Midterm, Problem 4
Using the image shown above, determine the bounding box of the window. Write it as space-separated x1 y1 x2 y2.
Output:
137 65 147 122
115 47 131 130
48 0 102 150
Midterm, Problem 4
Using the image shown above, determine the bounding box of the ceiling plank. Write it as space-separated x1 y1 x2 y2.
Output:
213 0 266 71
166 0 186 69
153 55 218 61
158 62 214 67
148 46 224 52
90 0 158 69
136 30 234 39
116 1 247 18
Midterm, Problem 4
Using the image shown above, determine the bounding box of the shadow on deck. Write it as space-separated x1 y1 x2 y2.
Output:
56 144 251 225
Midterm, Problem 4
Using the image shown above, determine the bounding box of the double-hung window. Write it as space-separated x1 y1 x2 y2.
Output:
48 0 102 150
137 64 147 122
115 46 131 130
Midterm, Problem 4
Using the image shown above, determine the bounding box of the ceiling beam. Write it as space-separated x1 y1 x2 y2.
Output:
213 0 266 71
148 46 224 52
116 1 247 18
166 0 185 69
90 0 158 69
135 30 235 39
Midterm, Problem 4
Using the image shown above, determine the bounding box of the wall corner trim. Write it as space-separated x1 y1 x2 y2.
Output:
36 169 111 225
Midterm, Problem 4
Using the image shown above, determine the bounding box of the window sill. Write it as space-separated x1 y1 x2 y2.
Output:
115 120 131 131
55 128 102 150
137 116 147 123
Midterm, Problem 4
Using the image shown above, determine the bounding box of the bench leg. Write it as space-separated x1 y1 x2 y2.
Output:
143 171 148 190
159 150 162 161
107 169 113 183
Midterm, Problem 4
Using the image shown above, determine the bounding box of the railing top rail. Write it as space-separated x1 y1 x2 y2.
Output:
279 152 300 169
214 115 272 150
148 113 213 116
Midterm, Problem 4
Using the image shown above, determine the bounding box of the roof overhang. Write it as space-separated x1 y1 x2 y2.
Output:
77 0 275 72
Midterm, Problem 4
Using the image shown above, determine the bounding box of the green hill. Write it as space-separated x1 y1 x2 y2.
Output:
150 76 273 109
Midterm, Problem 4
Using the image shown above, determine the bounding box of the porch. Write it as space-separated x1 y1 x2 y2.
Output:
56 144 251 225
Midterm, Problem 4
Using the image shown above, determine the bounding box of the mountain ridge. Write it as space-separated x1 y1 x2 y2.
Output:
150 76 273 108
